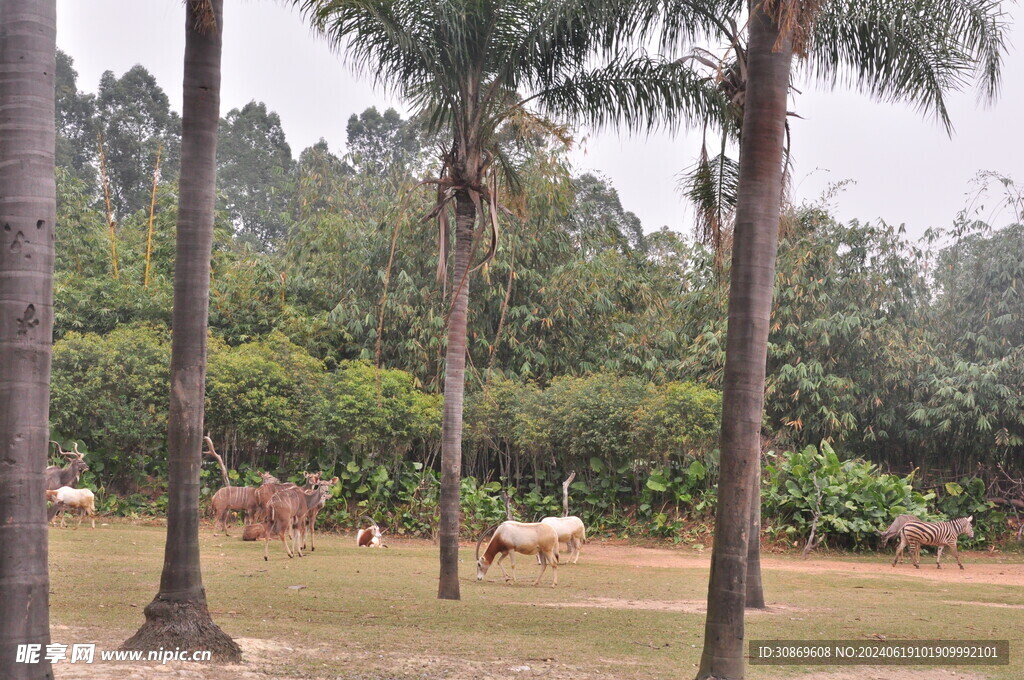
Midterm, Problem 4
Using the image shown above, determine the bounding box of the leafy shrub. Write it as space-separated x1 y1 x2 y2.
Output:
933 477 1002 547
764 442 934 549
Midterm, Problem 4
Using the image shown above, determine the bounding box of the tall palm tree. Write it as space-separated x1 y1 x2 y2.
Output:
691 1 1006 678
296 0 727 600
121 1 240 659
0 2 57 677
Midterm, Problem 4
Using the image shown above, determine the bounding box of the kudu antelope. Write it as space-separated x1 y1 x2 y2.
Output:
476 521 559 587
263 482 326 560
302 475 338 551
204 436 272 535
253 471 319 524
46 441 88 489
46 442 88 521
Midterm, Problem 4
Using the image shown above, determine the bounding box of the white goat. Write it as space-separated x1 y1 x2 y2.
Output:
46 486 96 529
476 521 559 587
539 516 587 564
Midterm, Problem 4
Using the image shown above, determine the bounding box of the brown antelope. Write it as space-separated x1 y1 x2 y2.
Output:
302 475 338 551
253 471 318 524
263 482 326 560
204 436 275 535
356 517 387 548
46 442 89 521
539 516 586 564
46 441 88 490
476 521 559 587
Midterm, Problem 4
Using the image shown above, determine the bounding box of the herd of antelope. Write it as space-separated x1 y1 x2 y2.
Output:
204 438 587 582
45 437 977 581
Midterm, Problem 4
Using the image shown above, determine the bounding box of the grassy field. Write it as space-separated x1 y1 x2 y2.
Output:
48 521 1024 679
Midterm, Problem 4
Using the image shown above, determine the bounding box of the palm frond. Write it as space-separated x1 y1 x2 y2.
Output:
681 138 738 254
805 0 1007 134
530 52 730 134
658 0 745 51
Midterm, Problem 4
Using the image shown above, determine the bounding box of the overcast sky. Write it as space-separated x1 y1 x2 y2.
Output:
56 1 1022 241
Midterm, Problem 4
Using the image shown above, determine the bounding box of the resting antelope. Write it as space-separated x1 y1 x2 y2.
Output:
538 516 587 564
356 517 387 548
476 521 559 587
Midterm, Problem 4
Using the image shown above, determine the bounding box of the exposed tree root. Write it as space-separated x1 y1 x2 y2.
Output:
120 597 241 662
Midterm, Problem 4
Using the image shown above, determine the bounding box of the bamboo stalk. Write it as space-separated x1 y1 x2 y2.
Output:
144 142 163 288
97 131 119 279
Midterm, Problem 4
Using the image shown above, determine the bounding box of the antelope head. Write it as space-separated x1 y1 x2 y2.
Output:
67 443 88 473
475 523 500 580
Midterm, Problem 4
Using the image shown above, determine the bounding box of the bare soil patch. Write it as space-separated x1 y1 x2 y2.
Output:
581 542 1024 586
795 671 988 680
521 597 809 615
943 600 1024 609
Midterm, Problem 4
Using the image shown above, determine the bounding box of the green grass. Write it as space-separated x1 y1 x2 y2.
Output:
48 522 1024 679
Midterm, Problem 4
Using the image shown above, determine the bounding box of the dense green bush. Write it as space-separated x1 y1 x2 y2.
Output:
764 442 934 549
933 477 1003 548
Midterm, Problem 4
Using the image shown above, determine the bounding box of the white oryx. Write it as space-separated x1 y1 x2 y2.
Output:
539 515 586 564
46 486 96 529
476 521 559 587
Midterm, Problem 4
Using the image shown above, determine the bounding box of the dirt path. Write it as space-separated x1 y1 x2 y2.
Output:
578 541 1024 586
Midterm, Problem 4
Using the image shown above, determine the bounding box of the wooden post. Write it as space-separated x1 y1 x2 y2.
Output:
562 471 576 517
144 142 163 288
502 490 513 521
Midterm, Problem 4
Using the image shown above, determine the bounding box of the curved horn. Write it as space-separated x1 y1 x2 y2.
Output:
72 442 84 459
358 514 380 531
475 522 501 563
50 440 66 456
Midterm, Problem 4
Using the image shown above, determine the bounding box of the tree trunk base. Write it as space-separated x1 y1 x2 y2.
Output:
120 597 241 662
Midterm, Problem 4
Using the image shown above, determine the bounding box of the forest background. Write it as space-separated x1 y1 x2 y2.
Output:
50 52 1024 549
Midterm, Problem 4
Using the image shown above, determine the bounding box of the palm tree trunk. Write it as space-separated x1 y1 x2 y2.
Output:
745 454 765 609
437 190 476 600
0 2 57 677
696 3 791 678
121 1 240 660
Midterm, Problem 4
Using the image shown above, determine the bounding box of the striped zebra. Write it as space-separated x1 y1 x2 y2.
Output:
892 516 974 570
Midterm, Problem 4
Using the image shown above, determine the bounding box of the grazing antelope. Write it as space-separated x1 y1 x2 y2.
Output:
893 516 975 569
476 521 559 587
46 487 96 529
356 517 387 548
538 516 586 564
263 483 325 560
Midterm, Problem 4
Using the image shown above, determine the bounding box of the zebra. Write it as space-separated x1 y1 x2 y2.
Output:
892 516 974 570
